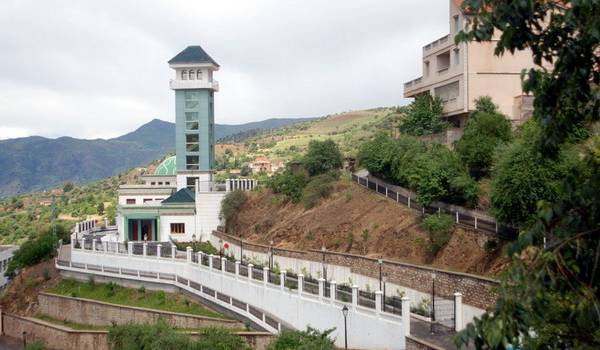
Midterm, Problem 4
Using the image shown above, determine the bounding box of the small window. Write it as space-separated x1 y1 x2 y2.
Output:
126 199 136 205
165 182 170 185
181 70 188 80
454 48 460 66
189 70 195 80
186 122 199 130
186 156 199 170
143 198 153 203
187 177 199 189
196 70 202 80
151 182 156 186
170 223 185 234
424 61 430 77
158 182 163 185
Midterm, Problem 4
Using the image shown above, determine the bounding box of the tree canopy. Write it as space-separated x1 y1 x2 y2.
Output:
399 95 448 136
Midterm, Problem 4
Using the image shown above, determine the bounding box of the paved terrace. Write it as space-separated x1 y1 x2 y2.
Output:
58 240 421 350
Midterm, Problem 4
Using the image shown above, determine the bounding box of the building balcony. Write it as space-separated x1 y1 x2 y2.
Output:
169 79 219 91
404 76 423 92
423 34 450 54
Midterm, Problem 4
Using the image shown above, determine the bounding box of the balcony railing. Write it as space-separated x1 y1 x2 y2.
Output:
404 76 423 89
423 34 450 52
169 79 219 91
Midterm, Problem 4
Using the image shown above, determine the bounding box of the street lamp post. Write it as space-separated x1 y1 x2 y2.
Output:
219 239 223 259
431 272 436 334
22 331 27 348
240 239 244 264
382 275 387 312
378 258 383 291
269 240 274 270
321 246 327 280
342 305 349 349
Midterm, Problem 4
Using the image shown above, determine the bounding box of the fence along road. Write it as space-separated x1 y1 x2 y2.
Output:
351 174 517 238
59 239 413 350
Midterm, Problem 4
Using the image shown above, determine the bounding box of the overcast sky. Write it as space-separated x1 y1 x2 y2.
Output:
0 0 450 140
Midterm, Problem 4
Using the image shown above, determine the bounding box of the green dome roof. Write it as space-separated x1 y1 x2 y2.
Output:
154 156 176 176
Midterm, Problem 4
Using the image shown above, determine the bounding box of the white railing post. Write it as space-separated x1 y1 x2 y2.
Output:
222 257 227 275
456 211 459 223
298 274 304 295
248 264 254 280
103 241 107 254
408 196 411 208
92 240 96 252
209 254 214 270
142 243 147 257
385 187 388 197
128 241 133 256
171 245 176 260
375 291 383 314
186 247 192 263
280 271 286 290
352 285 359 309
330 280 337 302
263 267 269 286
318 278 325 300
235 261 240 279
156 244 162 259
474 216 478 229
402 297 411 336
79 239 84 250
196 252 201 264
454 292 463 332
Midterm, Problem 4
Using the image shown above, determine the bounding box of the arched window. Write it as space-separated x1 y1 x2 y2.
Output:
181 70 188 80
196 70 202 80
189 70 195 80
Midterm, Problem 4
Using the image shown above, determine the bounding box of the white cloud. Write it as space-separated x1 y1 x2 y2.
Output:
0 0 450 138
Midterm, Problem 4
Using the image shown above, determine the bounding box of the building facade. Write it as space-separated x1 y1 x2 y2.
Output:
403 0 536 127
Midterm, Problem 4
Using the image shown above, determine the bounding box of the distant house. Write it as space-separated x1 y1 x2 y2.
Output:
250 157 272 174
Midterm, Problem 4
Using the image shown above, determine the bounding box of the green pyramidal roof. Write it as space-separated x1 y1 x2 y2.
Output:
168 46 220 67
154 156 176 176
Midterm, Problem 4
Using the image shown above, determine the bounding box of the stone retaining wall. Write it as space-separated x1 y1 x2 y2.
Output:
214 230 498 310
405 335 445 350
38 292 243 330
1 312 272 350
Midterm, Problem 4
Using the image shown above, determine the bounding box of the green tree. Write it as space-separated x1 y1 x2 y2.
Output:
267 327 335 350
62 182 74 193
267 170 308 203
453 1 600 348
399 95 448 136
96 202 105 215
220 190 248 231
455 96 512 178
302 139 343 176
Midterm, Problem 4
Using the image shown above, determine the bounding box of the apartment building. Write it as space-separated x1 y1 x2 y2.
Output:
403 0 536 127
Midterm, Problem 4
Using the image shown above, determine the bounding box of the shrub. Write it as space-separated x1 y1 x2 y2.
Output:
267 170 308 203
109 319 192 350
5 232 57 278
301 173 337 209
267 327 335 350
302 139 343 176
196 327 251 350
24 341 47 350
455 96 512 179
490 120 570 227
399 95 448 136
421 214 454 254
220 190 247 229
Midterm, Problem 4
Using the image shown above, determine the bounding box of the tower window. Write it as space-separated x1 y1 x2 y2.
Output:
186 134 199 152
186 156 199 170
189 70 195 80
186 122 199 130
181 70 188 80
196 70 202 80
185 112 198 121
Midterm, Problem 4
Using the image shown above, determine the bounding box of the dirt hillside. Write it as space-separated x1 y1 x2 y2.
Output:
230 179 508 276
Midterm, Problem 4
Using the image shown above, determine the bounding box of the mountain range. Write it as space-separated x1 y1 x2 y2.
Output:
0 117 313 198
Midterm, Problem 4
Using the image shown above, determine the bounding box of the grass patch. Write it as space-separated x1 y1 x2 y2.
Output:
47 279 227 319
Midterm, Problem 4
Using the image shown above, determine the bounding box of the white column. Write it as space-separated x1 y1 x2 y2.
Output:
454 292 463 332
351 285 359 309
375 291 383 314
248 264 254 280
157 244 162 258
128 241 133 256
222 257 227 274
186 247 192 263
92 240 96 252
235 261 240 279
280 271 286 290
298 274 304 295
171 245 176 260
263 267 269 285
103 241 107 254
402 297 411 336
142 243 147 257
330 280 337 302
318 278 325 299
79 239 84 250
209 254 214 270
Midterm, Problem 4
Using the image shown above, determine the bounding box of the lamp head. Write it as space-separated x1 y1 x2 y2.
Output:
342 305 349 317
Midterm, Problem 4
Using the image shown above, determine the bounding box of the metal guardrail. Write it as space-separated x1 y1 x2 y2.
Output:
352 174 518 238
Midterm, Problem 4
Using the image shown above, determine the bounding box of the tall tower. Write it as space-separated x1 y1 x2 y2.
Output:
168 46 219 191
